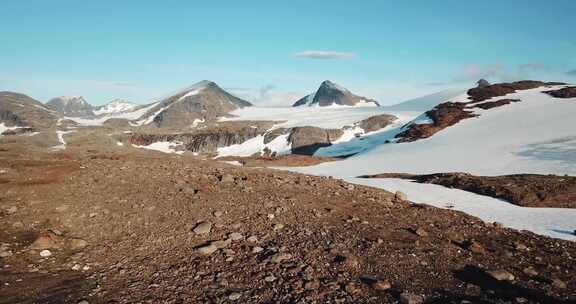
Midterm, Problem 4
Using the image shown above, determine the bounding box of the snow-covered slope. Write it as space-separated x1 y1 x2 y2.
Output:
298 85 576 176
93 99 137 115
287 84 576 241
65 102 158 126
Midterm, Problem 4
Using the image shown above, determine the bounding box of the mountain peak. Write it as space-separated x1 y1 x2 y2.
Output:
319 80 348 92
292 81 379 107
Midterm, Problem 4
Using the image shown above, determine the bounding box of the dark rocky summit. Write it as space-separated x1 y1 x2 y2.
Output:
293 80 380 107
46 96 95 117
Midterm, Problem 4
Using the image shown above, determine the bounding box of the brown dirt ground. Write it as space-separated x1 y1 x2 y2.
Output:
0 142 575 303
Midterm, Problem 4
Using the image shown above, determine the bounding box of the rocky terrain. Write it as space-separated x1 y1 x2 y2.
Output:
0 141 575 304
46 96 95 117
545 87 576 99
0 92 59 132
293 81 380 107
395 81 567 143
136 81 252 129
358 172 576 208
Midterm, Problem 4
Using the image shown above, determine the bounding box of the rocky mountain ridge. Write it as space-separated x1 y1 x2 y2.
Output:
293 80 380 107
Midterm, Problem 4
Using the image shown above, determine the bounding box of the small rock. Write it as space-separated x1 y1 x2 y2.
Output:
264 275 277 282
304 280 320 290
487 269 515 281
271 253 292 263
371 280 392 291
514 241 527 251
413 227 428 237
467 241 486 254
197 244 218 255
193 222 212 235
229 232 244 241
68 238 88 250
267 214 275 220
346 184 355 191
0 250 13 258
273 224 284 231
552 278 567 289
29 231 62 250
212 239 232 249
493 222 504 228
6 206 18 214
395 191 407 201
213 211 223 217
220 174 235 183
228 292 242 300
247 236 258 243
252 246 264 253
523 267 538 277
39 249 52 257
72 264 81 271
399 292 424 304
77 300 90 304
345 282 362 295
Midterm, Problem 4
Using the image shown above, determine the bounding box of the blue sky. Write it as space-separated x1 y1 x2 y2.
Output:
1 0 575 106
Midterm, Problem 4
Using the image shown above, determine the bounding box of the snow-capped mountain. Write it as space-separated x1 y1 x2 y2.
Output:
134 80 252 128
292 80 380 107
93 99 137 115
46 96 94 117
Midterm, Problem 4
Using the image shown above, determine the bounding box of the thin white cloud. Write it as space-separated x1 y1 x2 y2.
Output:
293 50 355 60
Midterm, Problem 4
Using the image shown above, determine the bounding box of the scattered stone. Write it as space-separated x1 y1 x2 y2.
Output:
523 267 538 277
213 211 223 217
304 280 320 290
552 278 567 289
197 244 218 255
346 184 355 191
264 275 277 282
514 241 528 251
271 253 292 263
371 280 392 291
273 224 284 231
68 238 88 250
252 246 264 253
193 222 212 235
220 174 235 183
228 292 242 300
487 269 515 281
399 292 424 304
212 239 232 249
493 222 504 229
413 227 428 237
78 300 89 304
345 282 362 295
467 241 486 254
267 214 275 220
39 249 52 257
0 250 12 258
6 206 18 214
395 191 407 201
29 231 62 250
229 232 244 241
247 236 258 243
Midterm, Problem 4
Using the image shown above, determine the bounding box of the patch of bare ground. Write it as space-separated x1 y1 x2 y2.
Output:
359 172 576 208
544 86 576 99
0 146 575 303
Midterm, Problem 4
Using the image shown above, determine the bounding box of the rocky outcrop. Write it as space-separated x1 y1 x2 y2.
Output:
138 81 252 128
544 86 576 99
473 99 521 110
476 79 491 88
293 80 379 107
467 80 564 102
0 91 59 130
356 114 397 133
288 126 343 155
46 96 94 117
359 172 576 208
396 102 478 142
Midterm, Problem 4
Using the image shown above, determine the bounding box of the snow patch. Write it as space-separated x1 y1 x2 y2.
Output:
216 133 292 158
52 130 76 150
132 141 185 155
